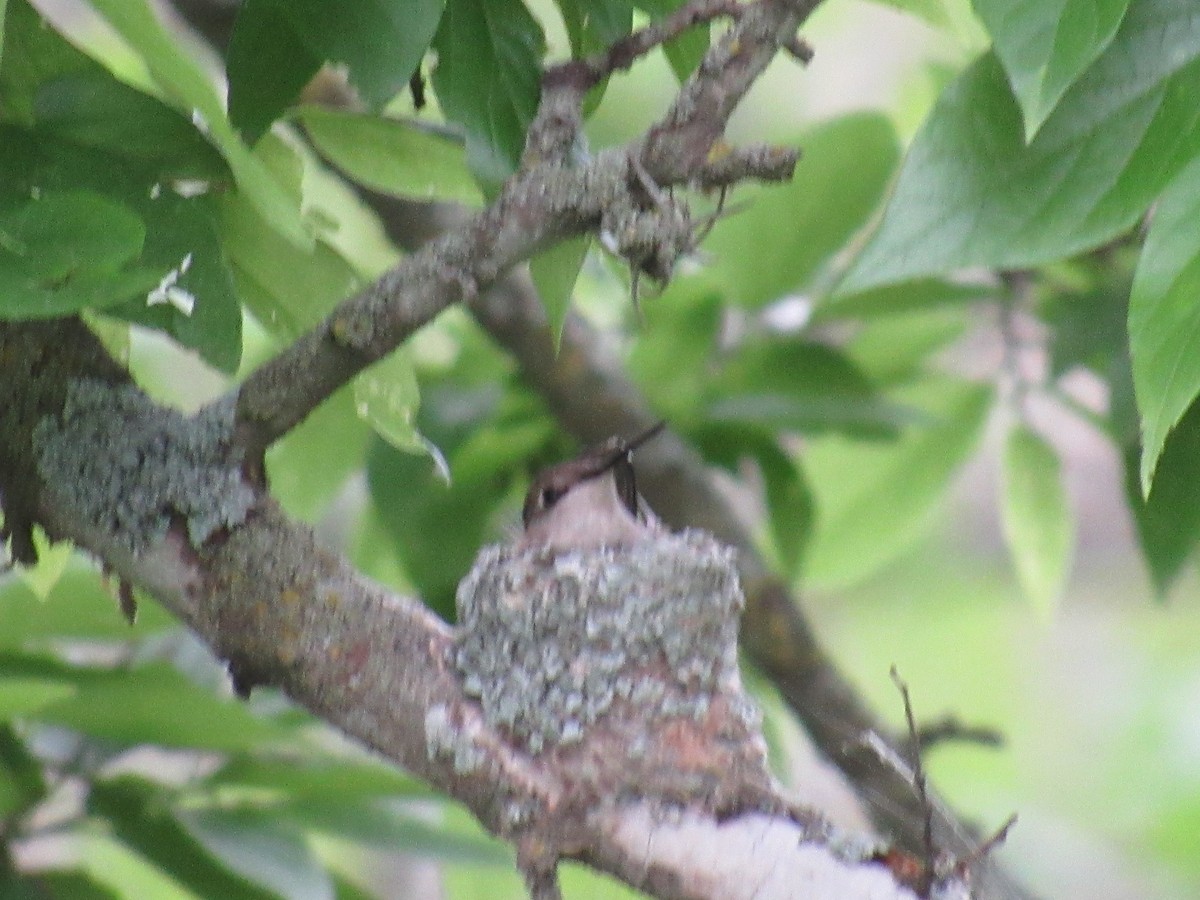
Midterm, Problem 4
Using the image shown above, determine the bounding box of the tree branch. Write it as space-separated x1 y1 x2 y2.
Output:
227 0 811 460
545 0 744 92
1 318 940 899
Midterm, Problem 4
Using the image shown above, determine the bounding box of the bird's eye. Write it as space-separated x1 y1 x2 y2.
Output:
540 486 561 508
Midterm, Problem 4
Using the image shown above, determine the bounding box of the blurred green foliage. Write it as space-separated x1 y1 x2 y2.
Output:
2 0 1199 896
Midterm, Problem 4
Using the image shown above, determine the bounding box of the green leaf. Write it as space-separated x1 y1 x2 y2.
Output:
330 874 375 900
803 378 992 589
0 677 77 719
708 338 912 438
298 107 481 205
32 71 227 177
999 425 1074 617
871 0 960 28
85 311 132 365
704 113 899 307
627 279 722 423
31 75 214 173
1147 793 1200 875
636 0 708 81
220 130 395 337
0 870 121 900
0 0 90 124
443 864 525 900
0 563 174 646
2 3 222 177
78 833 198 900
0 6 242 367
845 305 971 385
221 180 359 338
175 807 334 900
37 664 285 751
0 109 240 369
706 393 918 436
816 278 991 322
227 0 445 142
559 862 648 899
281 797 512 864
224 1 321 144
122 193 242 373
843 0 1200 292
431 0 544 190
1042 279 1131 380
758 443 815 580
84 0 310 248
88 778 279 900
1124 401 1200 595
1129 154 1200 493
558 0 633 56
267 385 370 522
973 0 1130 140
0 171 138 267
208 754 425 802
366 433 510 619
529 236 589 349
0 190 162 317
661 23 709 83
348 502 413 591
353 350 424 455
16 527 72 599
289 131 401 279
0 652 94 682
448 414 557 486
0 723 47 820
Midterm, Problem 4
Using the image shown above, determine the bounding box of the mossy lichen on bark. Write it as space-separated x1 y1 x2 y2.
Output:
33 378 254 554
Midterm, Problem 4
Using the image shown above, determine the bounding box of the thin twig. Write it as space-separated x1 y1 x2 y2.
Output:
890 665 935 898
522 864 564 900
916 715 1005 751
954 813 1019 878
783 34 815 63
548 0 744 91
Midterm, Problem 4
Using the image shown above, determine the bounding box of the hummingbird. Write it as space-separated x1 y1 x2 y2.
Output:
521 422 665 551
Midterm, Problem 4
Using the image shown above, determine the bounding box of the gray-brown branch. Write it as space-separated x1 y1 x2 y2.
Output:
228 0 810 458
0 318 927 900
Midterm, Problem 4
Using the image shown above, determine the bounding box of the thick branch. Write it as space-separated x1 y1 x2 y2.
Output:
1 318 939 899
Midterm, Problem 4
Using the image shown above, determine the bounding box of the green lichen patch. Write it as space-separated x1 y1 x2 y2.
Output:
34 379 254 554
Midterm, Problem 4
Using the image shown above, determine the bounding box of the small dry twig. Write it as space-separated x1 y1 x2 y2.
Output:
890 665 936 898
916 715 1005 752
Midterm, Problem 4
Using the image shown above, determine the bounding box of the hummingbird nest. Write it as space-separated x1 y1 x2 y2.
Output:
453 529 772 810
